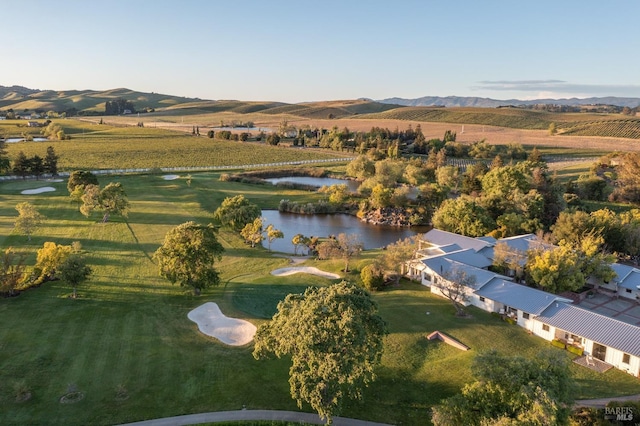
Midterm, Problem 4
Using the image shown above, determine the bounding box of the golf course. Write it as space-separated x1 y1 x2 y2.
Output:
1 120 640 426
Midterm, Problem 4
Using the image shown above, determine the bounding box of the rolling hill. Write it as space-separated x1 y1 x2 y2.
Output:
2 85 639 139
379 95 640 108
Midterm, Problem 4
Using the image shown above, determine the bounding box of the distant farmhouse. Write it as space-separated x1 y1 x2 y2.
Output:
408 229 640 378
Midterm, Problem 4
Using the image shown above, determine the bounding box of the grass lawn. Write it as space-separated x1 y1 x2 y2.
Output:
1 173 639 426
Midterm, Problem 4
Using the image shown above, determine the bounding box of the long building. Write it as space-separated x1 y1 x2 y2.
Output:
408 229 640 378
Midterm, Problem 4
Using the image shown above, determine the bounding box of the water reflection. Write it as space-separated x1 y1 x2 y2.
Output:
265 176 360 192
260 210 426 254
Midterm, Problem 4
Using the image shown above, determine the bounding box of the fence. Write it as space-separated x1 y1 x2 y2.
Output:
0 157 354 182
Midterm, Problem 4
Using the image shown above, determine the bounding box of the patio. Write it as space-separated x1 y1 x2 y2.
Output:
577 292 640 326
574 355 614 373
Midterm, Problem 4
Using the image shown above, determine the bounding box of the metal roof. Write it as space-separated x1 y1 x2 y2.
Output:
537 302 640 357
475 280 569 315
611 263 640 290
422 229 493 253
422 255 508 290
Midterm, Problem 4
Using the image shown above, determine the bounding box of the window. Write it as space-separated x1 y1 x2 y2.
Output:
479 296 485 302
626 289 632 293
523 312 530 319
424 273 432 282
623 353 631 364
542 324 550 332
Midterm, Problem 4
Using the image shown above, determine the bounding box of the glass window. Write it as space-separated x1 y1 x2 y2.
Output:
542 324 550 332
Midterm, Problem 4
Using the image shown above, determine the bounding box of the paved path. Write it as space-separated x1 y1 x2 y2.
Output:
575 393 640 408
117 410 393 426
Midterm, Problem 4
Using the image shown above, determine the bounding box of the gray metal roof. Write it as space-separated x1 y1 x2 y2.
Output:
423 229 492 253
422 255 508 290
537 302 640 357
611 263 640 290
475 280 569 315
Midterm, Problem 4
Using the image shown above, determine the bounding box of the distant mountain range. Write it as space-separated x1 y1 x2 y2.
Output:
377 95 640 108
2 84 640 114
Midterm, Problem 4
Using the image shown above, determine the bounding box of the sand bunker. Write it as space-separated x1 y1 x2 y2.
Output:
271 266 340 279
187 302 256 346
21 187 56 195
162 174 180 180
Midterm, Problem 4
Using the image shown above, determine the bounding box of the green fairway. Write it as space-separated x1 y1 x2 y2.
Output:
1 173 639 426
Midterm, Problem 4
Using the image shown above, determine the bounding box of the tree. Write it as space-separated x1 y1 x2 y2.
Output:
291 233 310 256
153 222 224 295
67 170 99 194
369 183 393 209
80 182 130 223
30 155 44 180
432 197 496 237
265 224 284 251
253 281 387 424
32 242 73 284
526 244 583 293
436 268 476 316
316 233 363 272
240 217 264 248
42 122 67 140
380 236 417 285
548 122 557 136
43 146 59 176
345 155 375 179
266 133 280 146
0 139 10 174
360 263 385 291
432 350 573 425
213 195 261 232
58 254 92 299
12 151 30 179
14 202 44 241
0 248 26 296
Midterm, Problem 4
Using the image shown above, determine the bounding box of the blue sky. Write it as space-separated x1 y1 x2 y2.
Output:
3 0 639 103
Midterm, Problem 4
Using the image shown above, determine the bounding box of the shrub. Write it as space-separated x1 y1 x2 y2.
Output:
567 345 584 356
551 339 566 349
505 317 517 325
361 264 385 291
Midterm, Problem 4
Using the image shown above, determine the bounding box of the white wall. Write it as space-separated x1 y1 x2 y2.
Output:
531 320 555 342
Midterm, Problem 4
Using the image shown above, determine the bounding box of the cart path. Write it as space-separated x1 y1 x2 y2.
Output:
116 409 393 426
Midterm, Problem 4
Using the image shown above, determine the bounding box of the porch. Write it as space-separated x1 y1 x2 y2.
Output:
573 355 613 373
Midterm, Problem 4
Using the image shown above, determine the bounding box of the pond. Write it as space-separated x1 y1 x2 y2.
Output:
215 126 273 132
265 176 360 192
260 210 427 254
4 137 48 143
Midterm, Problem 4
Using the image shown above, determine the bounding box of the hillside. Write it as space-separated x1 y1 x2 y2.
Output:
2 85 640 139
358 106 640 137
380 95 640 108
0 86 204 114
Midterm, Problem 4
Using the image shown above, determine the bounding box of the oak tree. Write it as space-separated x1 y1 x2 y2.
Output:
213 195 261 232
253 281 387 424
153 222 224 295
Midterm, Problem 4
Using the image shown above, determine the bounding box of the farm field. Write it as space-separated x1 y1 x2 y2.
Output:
86 110 640 155
1 120 350 172
1 173 640 426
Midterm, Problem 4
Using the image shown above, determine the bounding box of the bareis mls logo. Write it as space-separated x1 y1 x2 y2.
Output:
605 406 634 422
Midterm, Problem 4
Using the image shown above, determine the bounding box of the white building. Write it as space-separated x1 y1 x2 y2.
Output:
409 228 640 378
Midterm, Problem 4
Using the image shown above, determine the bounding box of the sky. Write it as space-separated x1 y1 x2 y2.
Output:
3 0 640 103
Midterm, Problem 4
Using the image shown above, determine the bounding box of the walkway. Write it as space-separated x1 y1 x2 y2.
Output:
117 410 393 426
575 394 640 409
